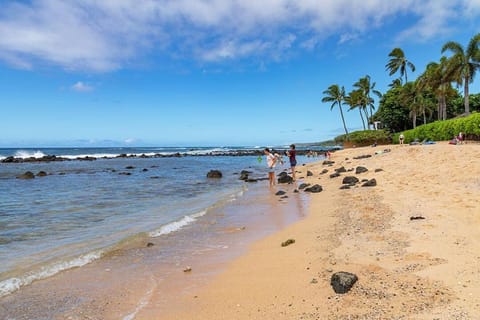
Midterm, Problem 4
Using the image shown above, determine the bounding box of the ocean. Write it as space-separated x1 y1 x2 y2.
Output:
0 146 326 302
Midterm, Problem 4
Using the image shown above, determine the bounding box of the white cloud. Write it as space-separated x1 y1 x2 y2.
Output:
124 138 137 144
71 81 94 92
394 1 458 43
0 0 477 72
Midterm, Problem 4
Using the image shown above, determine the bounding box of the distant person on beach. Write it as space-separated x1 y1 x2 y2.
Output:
457 132 464 144
286 144 297 181
399 133 405 145
273 151 284 165
264 148 276 187
449 135 458 145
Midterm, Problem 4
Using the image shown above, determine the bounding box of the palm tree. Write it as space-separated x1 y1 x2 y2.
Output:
353 75 382 129
344 89 366 130
322 84 349 136
386 48 416 83
400 82 422 128
400 81 434 128
417 57 453 120
441 33 480 114
388 78 403 88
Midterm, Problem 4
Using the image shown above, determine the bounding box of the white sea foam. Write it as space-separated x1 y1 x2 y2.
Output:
0 250 103 297
184 148 231 155
148 210 207 238
122 282 156 320
14 150 47 159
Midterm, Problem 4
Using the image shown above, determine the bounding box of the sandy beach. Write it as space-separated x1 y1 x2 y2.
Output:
143 142 480 319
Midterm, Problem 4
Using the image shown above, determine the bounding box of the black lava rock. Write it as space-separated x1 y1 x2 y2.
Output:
331 271 358 294
298 183 311 190
330 172 340 178
304 184 323 193
277 172 293 184
355 166 368 174
361 179 377 187
342 176 359 185
207 170 223 178
16 171 35 179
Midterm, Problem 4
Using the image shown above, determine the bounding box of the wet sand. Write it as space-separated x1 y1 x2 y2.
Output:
153 142 480 319
0 176 310 319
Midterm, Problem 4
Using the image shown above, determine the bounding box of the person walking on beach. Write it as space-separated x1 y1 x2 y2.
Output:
286 144 297 181
264 148 277 187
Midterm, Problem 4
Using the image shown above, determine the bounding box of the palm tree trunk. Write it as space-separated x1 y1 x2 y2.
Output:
442 96 447 120
413 112 417 129
363 106 370 130
338 101 349 137
437 96 441 120
423 109 427 125
464 78 470 114
359 109 366 130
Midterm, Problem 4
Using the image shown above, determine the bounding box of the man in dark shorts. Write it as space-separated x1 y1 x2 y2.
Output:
286 144 297 181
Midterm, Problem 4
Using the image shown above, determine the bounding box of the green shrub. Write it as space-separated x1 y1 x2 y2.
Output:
392 112 480 144
335 130 391 146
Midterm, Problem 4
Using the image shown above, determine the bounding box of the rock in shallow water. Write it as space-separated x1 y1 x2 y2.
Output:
207 170 222 178
16 171 35 179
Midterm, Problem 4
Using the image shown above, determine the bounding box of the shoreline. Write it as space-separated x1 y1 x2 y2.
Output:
152 142 480 319
0 147 339 164
0 167 312 319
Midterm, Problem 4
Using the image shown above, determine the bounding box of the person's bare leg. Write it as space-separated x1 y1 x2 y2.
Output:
291 166 296 181
269 172 275 187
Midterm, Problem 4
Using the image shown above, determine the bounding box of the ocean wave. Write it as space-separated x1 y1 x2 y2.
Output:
13 150 47 159
148 210 207 238
0 250 103 298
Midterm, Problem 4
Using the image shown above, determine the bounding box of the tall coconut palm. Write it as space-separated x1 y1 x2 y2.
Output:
399 82 421 128
400 81 434 128
386 48 416 83
344 89 366 130
322 84 349 136
441 33 480 114
417 57 453 120
353 75 382 129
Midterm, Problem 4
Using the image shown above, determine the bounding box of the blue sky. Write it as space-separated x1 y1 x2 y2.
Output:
1 0 480 147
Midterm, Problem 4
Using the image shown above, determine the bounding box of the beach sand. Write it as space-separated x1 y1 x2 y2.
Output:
145 142 480 319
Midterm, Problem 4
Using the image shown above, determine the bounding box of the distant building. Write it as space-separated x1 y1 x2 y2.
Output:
373 121 383 130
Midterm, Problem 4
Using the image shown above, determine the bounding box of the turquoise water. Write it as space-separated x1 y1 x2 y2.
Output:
0 147 323 297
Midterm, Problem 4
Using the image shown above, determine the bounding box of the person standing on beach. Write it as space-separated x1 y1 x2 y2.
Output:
264 148 277 187
286 144 297 181
399 133 405 145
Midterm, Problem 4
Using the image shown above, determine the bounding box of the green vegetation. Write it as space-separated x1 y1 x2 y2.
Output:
334 130 391 146
392 112 480 144
320 32 480 146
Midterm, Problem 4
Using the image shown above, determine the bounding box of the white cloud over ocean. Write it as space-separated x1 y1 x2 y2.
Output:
0 0 479 72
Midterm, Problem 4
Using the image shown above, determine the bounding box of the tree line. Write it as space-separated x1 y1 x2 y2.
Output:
323 33 480 136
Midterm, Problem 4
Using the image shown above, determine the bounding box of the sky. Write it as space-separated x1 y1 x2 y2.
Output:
1 0 480 147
